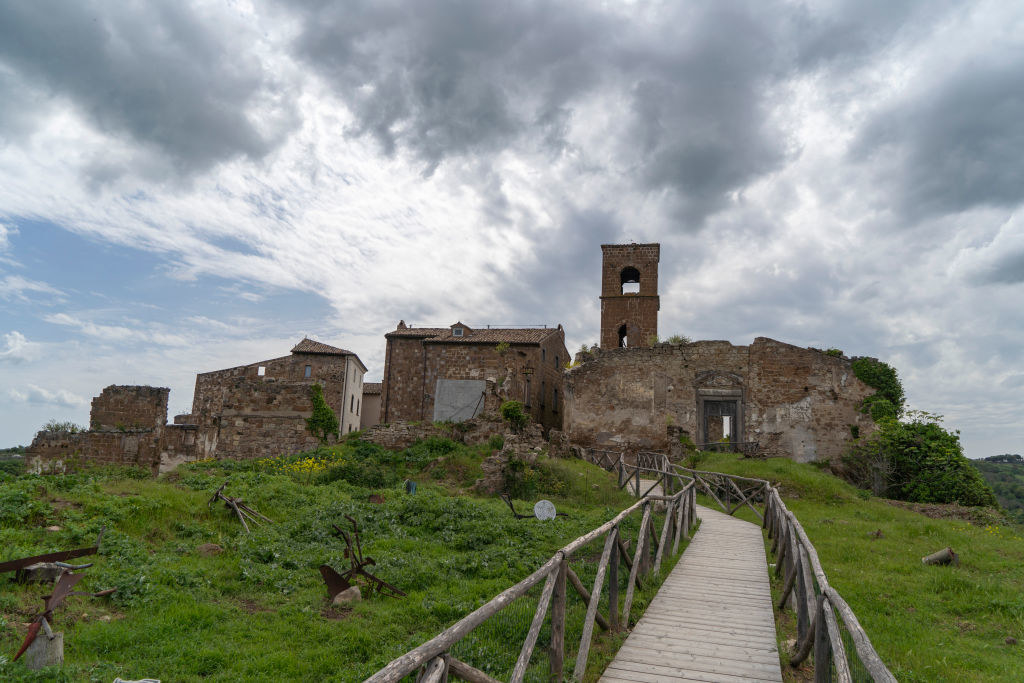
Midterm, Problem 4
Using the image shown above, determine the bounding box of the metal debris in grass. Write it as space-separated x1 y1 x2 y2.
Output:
318 515 406 600
0 527 106 576
208 481 273 533
12 569 116 662
500 493 569 520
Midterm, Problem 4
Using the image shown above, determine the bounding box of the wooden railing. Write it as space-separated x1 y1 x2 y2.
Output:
365 478 697 682
580 447 896 682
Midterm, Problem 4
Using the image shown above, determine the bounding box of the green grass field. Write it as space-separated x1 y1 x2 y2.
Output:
689 452 1024 682
0 440 682 682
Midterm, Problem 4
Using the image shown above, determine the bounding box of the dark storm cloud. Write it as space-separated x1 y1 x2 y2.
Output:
287 0 805 226
0 2 292 176
853 57 1024 220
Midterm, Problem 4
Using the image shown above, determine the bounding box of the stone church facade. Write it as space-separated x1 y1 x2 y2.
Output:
564 243 877 461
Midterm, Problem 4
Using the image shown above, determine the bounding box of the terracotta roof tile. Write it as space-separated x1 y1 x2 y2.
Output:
290 338 355 356
362 382 382 395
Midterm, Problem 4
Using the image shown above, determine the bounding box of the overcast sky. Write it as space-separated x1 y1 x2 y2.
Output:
1 0 1021 458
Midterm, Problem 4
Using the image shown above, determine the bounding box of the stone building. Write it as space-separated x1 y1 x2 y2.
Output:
361 382 382 430
27 338 367 472
379 321 569 431
27 385 197 474
565 242 877 462
564 339 876 462
600 243 660 348
180 338 366 459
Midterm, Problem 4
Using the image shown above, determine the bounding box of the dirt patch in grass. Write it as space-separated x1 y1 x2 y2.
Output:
320 605 353 620
883 499 1005 526
237 598 273 614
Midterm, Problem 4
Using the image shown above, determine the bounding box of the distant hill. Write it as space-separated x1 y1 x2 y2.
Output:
971 455 1024 523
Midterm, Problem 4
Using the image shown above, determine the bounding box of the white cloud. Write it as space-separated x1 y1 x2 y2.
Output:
0 330 37 362
8 383 87 408
43 312 190 347
0 274 64 301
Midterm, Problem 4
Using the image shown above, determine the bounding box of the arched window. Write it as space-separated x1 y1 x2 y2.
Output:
620 266 640 294
618 324 628 348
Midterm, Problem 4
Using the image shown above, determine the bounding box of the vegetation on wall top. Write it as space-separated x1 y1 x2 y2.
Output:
851 356 905 421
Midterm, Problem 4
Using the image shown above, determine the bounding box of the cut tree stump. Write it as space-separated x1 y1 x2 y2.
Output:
922 547 959 566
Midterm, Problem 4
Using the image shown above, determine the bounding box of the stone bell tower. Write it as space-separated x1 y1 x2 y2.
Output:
600 243 660 348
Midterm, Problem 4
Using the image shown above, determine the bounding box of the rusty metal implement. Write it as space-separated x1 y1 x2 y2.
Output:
12 569 116 661
319 515 405 600
208 481 273 532
0 527 106 574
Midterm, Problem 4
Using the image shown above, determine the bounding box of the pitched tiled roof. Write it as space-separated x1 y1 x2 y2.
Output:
290 338 355 356
386 326 560 345
385 327 450 338
362 382 382 395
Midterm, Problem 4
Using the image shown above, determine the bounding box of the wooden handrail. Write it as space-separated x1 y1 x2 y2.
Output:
365 471 697 683
587 447 894 682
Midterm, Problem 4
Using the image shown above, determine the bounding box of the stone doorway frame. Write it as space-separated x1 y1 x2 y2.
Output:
694 370 745 447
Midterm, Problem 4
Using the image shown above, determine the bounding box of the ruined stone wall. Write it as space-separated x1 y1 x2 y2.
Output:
191 375 323 460
27 429 163 473
564 337 876 462
90 385 169 431
382 335 568 432
190 352 354 459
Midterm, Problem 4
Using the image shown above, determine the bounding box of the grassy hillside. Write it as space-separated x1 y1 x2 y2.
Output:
0 438 680 682
689 452 1023 682
970 456 1024 524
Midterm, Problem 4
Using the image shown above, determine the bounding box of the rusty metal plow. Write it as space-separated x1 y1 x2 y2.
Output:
208 481 273 533
318 515 405 600
12 568 116 661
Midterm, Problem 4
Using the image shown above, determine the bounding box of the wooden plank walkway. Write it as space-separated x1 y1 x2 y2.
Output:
599 504 783 682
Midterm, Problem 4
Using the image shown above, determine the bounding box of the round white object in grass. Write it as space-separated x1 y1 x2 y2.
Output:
534 499 556 520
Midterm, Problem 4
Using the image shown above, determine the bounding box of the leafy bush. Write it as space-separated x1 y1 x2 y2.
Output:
42 418 86 433
487 434 505 451
843 412 997 506
305 383 339 444
666 334 691 344
500 400 528 431
851 357 905 419
503 457 567 500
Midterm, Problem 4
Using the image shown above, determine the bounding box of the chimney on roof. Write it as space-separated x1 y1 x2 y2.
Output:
397 320 407 329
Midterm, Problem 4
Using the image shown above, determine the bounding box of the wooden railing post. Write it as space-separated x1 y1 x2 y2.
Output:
622 501 652 625
608 526 620 632
549 556 567 682
634 466 640 497
573 528 617 681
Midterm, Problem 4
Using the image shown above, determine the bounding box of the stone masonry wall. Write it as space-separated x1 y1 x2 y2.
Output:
190 353 352 460
564 337 876 462
27 429 163 474
382 336 569 432
90 385 169 431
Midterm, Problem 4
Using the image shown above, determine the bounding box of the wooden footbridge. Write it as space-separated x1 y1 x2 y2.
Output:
366 451 895 683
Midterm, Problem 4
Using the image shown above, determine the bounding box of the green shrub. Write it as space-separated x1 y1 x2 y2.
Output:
844 412 997 506
851 357 905 419
503 457 567 500
500 400 528 431
305 384 339 444
487 434 505 451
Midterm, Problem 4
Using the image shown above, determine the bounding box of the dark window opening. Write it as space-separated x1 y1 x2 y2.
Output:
525 379 531 407
553 388 559 412
304 365 311 378
618 324 628 348
621 266 640 294
541 380 546 408
542 348 546 362
356 399 360 416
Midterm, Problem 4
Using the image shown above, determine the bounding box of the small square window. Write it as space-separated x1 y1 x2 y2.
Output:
304 365 311 378
257 366 266 377
453 327 464 337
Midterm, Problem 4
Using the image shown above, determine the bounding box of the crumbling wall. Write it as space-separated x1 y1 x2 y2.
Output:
27 429 163 473
191 376 323 460
28 384 199 475
564 337 876 462
90 385 169 431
